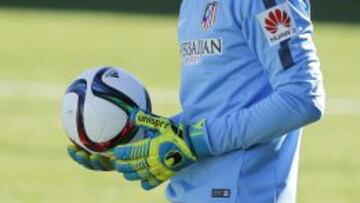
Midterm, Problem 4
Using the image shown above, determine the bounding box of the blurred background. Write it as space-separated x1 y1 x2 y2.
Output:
0 0 359 202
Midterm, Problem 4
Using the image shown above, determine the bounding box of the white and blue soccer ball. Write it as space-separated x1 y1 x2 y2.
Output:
61 66 151 155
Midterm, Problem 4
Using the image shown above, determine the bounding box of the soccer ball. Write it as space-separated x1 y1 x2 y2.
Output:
61 66 151 155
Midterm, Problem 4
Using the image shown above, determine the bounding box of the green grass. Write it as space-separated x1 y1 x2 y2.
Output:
0 8 359 203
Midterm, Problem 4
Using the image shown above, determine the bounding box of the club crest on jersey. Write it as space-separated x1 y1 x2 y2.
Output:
257 3 297 46
201 1 219 31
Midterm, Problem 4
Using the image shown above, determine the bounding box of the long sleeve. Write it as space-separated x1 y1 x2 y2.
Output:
202 0 325 155
170 112 183 124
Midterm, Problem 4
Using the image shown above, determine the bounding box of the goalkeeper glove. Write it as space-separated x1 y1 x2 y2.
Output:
67 144 114 171
114 110 211 190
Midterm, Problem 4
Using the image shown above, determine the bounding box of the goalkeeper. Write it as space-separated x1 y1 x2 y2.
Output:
68 0 325 202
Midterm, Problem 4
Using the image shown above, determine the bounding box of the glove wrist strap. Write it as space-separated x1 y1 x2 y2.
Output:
185 120 212 159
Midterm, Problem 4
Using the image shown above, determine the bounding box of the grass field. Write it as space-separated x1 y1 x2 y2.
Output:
0 8 359 203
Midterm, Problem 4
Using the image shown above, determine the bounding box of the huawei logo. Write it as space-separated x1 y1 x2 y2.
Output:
257 3 297 45
265 9 291 34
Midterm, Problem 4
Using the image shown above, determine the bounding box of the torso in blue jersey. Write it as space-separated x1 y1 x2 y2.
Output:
167 0 323 202
179 0 271 123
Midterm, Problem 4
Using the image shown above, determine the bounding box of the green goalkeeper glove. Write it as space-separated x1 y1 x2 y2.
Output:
114 110 211 190
67 144 114 171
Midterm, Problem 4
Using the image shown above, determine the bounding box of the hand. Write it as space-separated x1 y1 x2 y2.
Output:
114 110 211 190
67 144 114 171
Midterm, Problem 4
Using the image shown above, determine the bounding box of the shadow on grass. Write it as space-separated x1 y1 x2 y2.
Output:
0 0 358 23
311 0 360 24
0 0 181 15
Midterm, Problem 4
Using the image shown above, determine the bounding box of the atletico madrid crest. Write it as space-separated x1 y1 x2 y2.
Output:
201 1 219 31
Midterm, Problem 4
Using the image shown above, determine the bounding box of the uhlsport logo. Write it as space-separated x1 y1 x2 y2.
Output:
201 1 219 31
258 3 297 46
180 38 223 65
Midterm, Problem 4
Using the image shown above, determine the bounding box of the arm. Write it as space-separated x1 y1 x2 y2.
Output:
202 0 325 154
170 112 183 124
113 0 325 190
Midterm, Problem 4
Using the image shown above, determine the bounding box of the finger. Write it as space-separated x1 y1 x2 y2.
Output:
123 172 142 181
114 140 150 160
75 150 94 170
115 160 136 173
115 159 149 173
67 145 94 170
123 169 152 181
98 155 115 170
146 164 175 182
89 158 104 171
67 145 78 159
120 160 174 181
141 178 163 191
90 154 114 171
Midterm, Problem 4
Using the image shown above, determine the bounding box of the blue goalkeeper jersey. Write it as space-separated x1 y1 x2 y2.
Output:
167 0 325 202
